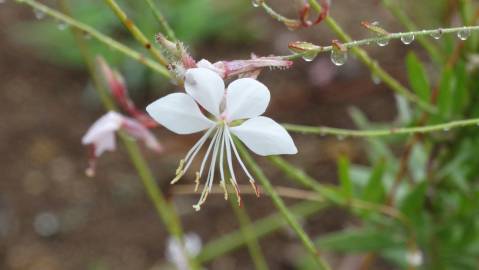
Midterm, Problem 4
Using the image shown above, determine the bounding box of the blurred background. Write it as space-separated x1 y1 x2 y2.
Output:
0 0 472 269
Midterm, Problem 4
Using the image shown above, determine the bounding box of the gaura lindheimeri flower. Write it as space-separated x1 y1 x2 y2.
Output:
146 68 297 210
82 111 162 177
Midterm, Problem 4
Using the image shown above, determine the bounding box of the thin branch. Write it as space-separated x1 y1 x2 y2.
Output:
229 197 269 270
283 117 479 137
103 0 170 66
144 0 177 41
283 25 479 59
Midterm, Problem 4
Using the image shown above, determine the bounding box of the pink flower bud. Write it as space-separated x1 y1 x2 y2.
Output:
97 57 157 128
196 55 293 79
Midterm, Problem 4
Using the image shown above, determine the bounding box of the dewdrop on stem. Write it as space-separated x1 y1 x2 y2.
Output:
330 49 348 66
251 0 262 8
33 8 45 20
371 73 381 85
57 21 68 31
431 28 443 39
400 34 415 45
302 51 318 62
457 29 471 41
377 38 389 47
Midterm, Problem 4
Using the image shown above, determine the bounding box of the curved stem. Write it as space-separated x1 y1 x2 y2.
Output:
283 25 479 59
283 117 479 137
15 0 171 77
103 0 170 66
236 141 332 270
229 197 269 270
144 0 177 41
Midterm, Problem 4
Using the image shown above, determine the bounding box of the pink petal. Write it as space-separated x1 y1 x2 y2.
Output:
81 112 162 176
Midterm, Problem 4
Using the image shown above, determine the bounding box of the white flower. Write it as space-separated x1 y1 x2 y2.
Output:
166 233 202 270
146 68 297 210
406 249 423 267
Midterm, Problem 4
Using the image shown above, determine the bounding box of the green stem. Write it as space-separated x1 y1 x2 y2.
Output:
144 0 177 41
283 117 479 137
267 156 415 241
380 0 443 63
229 197 269 270
103 0 170 66
236 141 332 270
284 25 479 58
197 201 328 263
15 0 170 77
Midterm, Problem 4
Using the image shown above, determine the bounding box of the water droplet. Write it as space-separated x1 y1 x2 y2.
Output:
457 29 471 41
400 34 415 45
57 21 68 31
33 8 45 20
377 38 389 47
431 29 443 39
371 73 381 85
251 0 261 7
33 212 60 237
330 49 348 66
371 21 380 26
302 51 318 62
83 32 92 40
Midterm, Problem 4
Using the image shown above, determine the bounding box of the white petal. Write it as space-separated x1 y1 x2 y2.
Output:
185 68 225 116
146 93 214 134
230 116 297 156
225 78 270 121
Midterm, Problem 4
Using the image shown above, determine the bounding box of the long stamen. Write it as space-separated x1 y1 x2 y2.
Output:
171 126 215 184
194 127 223 211
225 128 261 197
197 127 221 178
219 125 228 200
224 127 242 206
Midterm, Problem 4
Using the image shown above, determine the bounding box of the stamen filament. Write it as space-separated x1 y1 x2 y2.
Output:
225 127 260 197
224 126 242 206
171 126 215 184
194 127 222 211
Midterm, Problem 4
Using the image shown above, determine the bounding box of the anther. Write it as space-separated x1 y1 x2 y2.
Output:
171 171 184 184
175 159 185 175
220 180 228 200
250 180 261 197
194 172 201 192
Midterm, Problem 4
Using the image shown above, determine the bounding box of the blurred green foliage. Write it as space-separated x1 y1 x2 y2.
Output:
298 1 479 269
